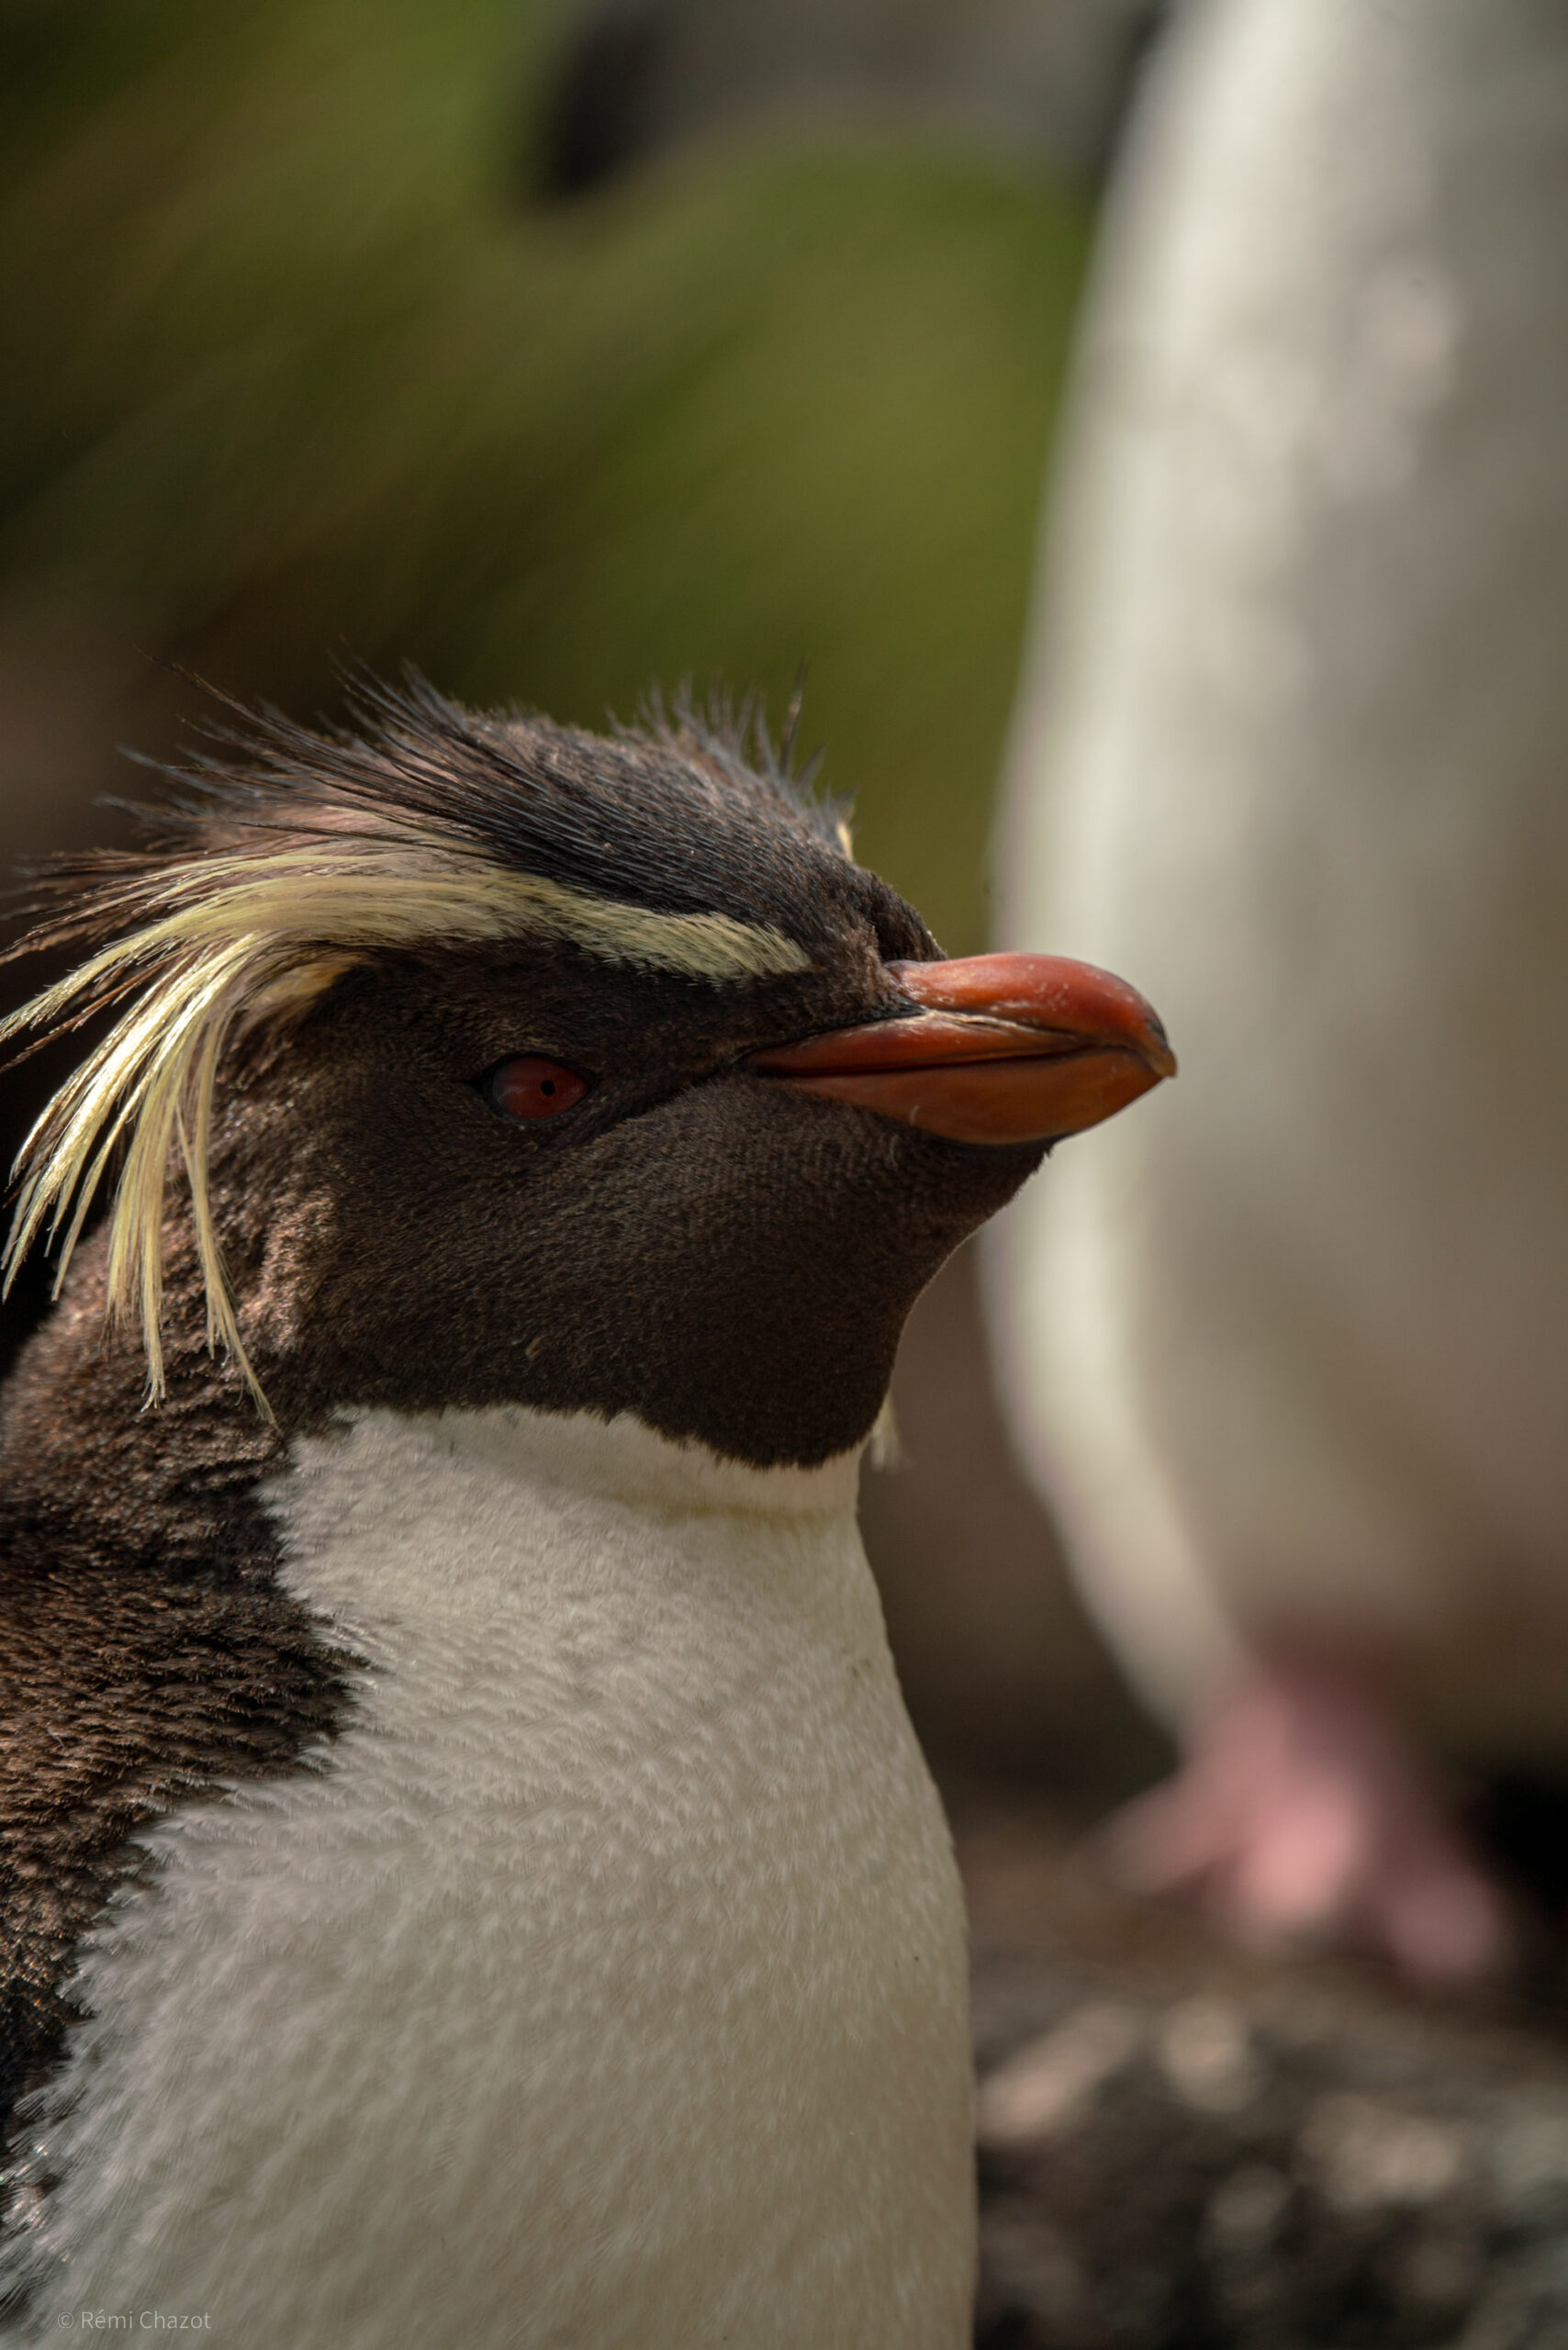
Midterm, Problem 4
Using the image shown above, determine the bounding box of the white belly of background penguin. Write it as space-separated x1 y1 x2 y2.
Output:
992 0 1568 1978
0 682 1170 2344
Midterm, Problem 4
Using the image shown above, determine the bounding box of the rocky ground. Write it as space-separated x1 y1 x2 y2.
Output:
956 1794 1568 2350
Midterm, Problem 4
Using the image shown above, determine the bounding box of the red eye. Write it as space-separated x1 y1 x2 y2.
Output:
487 1055 591 1123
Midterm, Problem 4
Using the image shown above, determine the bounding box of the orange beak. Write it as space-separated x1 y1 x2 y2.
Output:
745 952 1175 1147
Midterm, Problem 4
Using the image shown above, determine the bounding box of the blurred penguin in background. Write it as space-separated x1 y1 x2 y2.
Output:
991 0 1568 1983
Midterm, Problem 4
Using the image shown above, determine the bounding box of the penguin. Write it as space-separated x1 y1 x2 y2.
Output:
0 678 1170 2346
991 0 1568 1981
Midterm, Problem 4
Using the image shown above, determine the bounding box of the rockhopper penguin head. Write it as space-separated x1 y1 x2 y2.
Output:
1 677 1174 1467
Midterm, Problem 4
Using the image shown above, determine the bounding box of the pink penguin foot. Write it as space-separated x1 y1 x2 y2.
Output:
1104 1657 1520 1986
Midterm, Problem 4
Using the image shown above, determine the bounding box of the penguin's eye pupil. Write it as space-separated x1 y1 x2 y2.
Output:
486 1055 591 1124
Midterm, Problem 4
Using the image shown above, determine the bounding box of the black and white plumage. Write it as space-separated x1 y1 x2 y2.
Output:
0 681 1169 2343
993 0 1568 1976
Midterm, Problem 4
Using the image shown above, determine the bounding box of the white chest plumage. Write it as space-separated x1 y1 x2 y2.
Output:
6 1409 974 2349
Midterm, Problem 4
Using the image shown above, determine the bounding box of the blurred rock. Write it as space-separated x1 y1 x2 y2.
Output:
959 1796 1568 2349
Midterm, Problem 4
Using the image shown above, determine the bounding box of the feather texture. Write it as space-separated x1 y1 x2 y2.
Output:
0 681 827 1408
